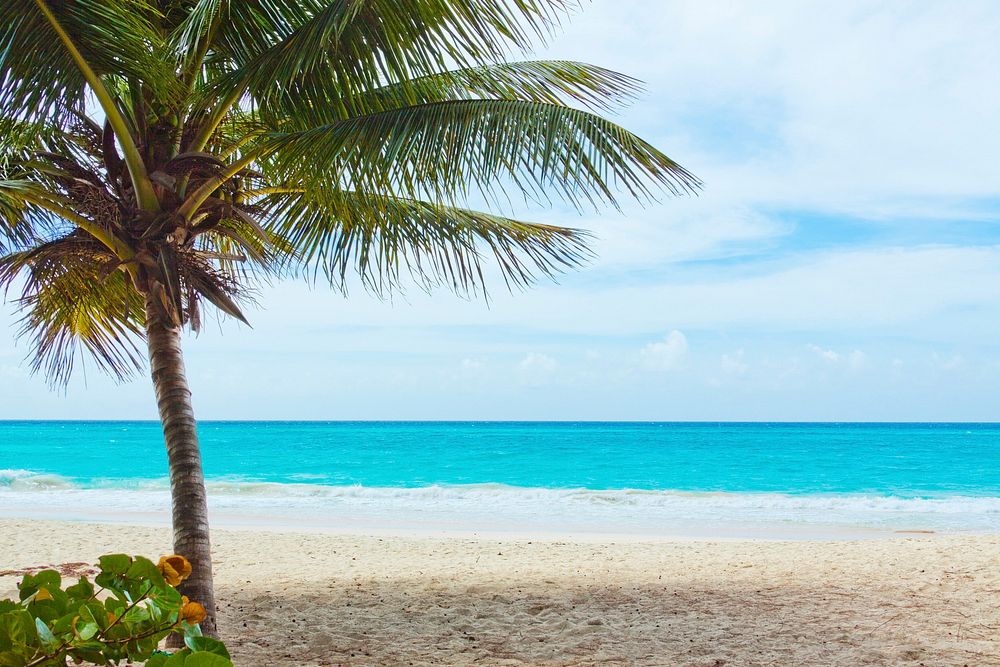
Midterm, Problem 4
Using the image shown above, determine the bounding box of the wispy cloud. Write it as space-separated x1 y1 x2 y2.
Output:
641 331 689 371
720 350 749 376
517 353 558 386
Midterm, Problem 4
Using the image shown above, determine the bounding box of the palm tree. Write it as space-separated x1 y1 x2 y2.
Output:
0 0 698 637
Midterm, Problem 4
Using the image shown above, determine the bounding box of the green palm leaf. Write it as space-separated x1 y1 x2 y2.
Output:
362 60 644 114
266 100 698 212
192 0 573 124
262 187 591 294
0 0 176 124
0 179 72 251
262 60 644 129
1 233 145 386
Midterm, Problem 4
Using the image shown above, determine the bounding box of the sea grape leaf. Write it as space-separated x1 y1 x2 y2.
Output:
185 652 234 667
4 610 37 646
74 612 99 640
95 571 122 590
66 577 95 601
51 611 76 634
79 603 100 629
17 574 35 601
72 647 107 664
156 583 184 609
34 618 59 653
0 611 24 648
184 635 231 658
99 554 132 575
1 552 233 666
34 571 61 590
84 601 109 630
123 603 151 624
127 556 165 586
105 597 126 615
165 648 192 666
30 596 66 624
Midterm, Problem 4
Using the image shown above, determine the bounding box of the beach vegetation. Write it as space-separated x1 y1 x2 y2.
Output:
0 553 231 666
0 0 698 635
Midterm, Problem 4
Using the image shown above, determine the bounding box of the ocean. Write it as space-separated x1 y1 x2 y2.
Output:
2 421 999 537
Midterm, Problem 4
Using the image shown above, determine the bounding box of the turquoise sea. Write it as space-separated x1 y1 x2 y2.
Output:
2 421 999 536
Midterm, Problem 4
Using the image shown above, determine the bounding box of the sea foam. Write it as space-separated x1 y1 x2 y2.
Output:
2 470 999 536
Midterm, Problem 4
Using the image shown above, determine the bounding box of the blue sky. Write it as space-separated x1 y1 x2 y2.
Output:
2 0 1000 420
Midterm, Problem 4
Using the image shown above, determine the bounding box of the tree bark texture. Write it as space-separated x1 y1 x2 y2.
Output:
145 296 218 638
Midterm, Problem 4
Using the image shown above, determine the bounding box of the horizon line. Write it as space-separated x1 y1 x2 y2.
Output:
1 419 998 425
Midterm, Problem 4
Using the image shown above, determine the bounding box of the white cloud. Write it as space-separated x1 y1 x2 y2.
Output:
460 358 485 371
847 350 868 371
808 345 867 371
236 245 1000 343
542 1 1000 215
720 349 749 376
641 330 689 371
934 354 966 372
517 353 557 386
808 344 841 363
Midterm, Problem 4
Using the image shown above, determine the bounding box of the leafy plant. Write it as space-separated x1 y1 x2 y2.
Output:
0 554 231 666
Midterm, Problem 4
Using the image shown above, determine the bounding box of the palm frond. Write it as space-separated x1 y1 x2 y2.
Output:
360 60 643 114
264 60 644 128
0 232 145 387
266 100 700 212
196 0 574 118
260 187 591 295
0 0 698 389
167 0 225 65
0 179 72 251
0 0 177 125
194 207 292 283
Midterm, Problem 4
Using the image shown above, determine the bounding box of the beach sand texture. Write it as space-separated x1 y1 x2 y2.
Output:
1 519 997 666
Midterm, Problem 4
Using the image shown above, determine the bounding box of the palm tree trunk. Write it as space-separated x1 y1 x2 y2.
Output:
145 296 218 638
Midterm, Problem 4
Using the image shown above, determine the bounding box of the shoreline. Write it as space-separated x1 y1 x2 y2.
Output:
2 480 999 539
0 492 1000 543
0 507 906 542
1 518 998 665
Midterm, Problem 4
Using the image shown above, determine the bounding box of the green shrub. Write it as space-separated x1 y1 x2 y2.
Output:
0 554 231 666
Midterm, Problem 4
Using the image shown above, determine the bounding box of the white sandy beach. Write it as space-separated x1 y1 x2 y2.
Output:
1 519 998 666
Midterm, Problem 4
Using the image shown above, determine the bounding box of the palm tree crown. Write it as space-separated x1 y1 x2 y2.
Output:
1 0 698 382
0 0 698 636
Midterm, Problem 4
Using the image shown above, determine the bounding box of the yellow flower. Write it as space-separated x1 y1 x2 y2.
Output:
157 555 192 586
34 587 53 602
179 596 207 625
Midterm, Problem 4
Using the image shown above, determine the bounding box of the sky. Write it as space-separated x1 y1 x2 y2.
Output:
2 0 1000 421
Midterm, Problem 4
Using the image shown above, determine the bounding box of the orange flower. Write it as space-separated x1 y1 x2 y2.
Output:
157 555 192 586
179 596 207 625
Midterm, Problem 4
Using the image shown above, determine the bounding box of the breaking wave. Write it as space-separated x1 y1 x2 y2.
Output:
2 469 1000 535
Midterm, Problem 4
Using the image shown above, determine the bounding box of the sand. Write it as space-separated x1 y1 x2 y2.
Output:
0 519 997 666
